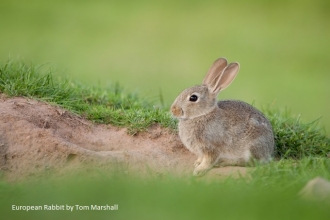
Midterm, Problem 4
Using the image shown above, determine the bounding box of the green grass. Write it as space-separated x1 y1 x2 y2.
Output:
1 61 330 220
0 60 176 134
264 108 330 159
0 158 330 220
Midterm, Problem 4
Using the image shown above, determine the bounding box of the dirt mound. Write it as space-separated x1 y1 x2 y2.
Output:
0 95 246 182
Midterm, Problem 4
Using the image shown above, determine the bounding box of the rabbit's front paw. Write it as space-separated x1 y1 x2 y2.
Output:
193 165 210 177
194 157 203 167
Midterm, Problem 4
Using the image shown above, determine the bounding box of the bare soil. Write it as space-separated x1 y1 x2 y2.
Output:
0 95 247 182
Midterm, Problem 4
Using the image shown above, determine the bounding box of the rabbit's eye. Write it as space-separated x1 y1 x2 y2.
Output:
189 95 198 102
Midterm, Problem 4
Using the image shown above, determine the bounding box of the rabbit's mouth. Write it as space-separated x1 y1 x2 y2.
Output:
171 105 184 118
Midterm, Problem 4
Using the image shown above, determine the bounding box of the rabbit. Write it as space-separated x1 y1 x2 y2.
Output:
170 57 275 176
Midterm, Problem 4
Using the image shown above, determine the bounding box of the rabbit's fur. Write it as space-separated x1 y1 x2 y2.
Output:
170 58 275 176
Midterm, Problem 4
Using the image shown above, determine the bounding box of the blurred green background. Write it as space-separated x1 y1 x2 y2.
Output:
1 0 329 133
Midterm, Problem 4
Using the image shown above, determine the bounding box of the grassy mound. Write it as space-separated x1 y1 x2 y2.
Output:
0 60 175 134
1 60 329 158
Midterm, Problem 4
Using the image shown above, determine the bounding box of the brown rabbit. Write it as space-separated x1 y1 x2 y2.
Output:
170 58 275 176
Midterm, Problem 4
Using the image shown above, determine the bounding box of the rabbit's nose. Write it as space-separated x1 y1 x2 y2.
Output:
171 105 183 117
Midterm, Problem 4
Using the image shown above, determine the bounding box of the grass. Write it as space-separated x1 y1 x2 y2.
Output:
1 60 330 220
0 60 176 134
0 158 330 220
264 108 330 159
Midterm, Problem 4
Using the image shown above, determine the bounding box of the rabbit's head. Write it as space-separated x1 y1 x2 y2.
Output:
171 58 240 120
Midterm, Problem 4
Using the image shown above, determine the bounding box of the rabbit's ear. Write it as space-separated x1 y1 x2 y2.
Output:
211 62 240 94
202 58 228 87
